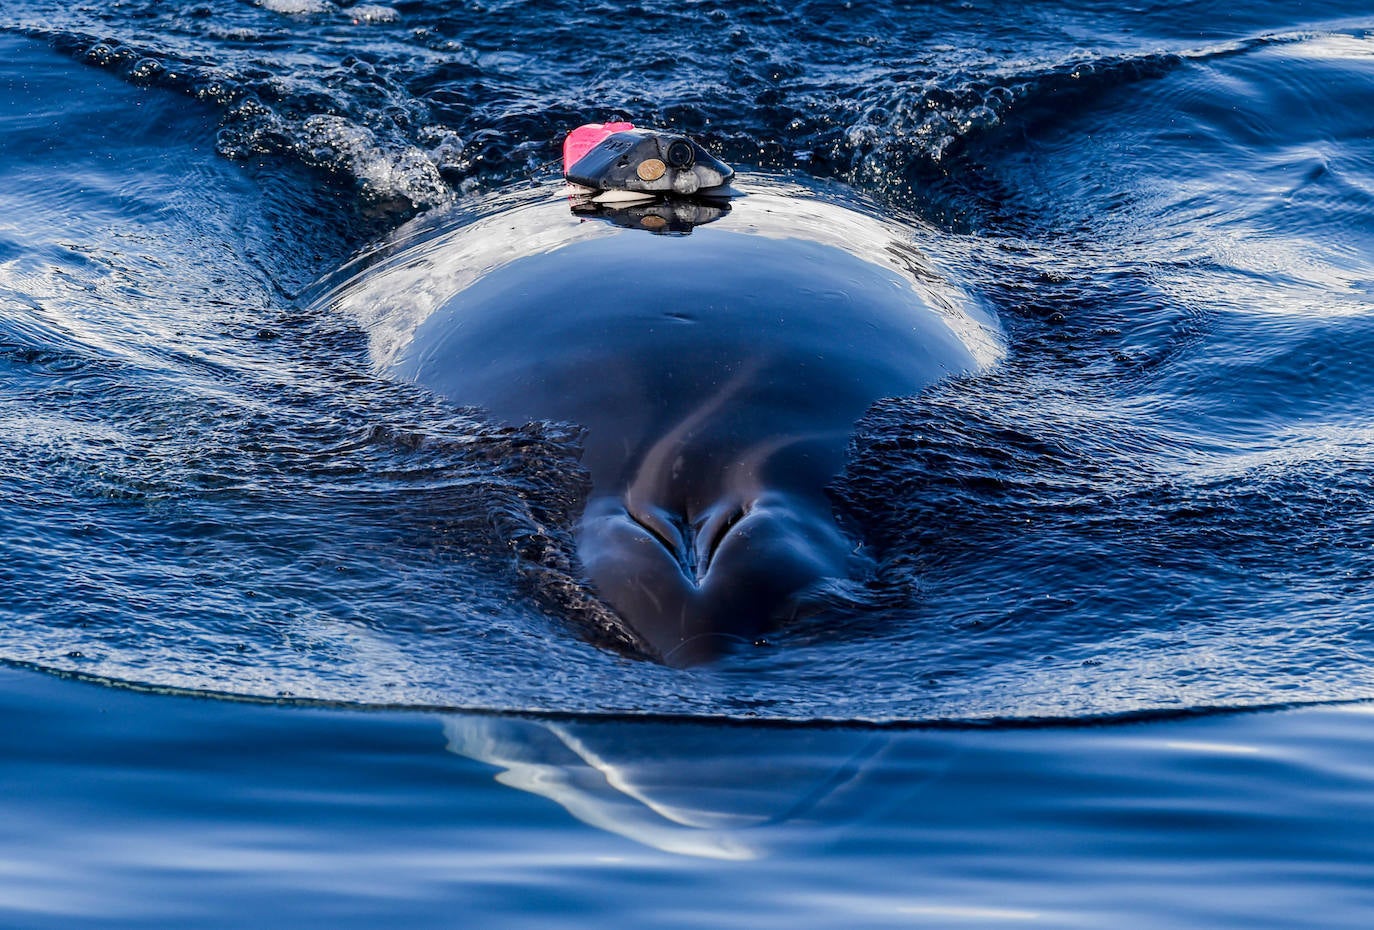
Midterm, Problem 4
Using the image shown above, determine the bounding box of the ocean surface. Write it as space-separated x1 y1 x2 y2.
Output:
2 0 1373 925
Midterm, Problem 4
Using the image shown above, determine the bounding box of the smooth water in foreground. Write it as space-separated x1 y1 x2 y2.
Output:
3 0 1374 925
5 666 1374 928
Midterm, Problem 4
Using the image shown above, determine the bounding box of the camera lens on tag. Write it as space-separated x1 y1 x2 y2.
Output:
664 138 695 169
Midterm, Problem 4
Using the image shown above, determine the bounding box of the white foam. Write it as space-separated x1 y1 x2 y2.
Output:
348 4 400 23
255 0 335 14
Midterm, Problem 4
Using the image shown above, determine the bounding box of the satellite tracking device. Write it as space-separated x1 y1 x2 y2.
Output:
563 122 735 201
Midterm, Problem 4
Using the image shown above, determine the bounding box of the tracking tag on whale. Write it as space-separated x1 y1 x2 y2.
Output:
563 122 736 198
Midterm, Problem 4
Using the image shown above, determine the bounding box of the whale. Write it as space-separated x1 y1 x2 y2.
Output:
321 179 1001 664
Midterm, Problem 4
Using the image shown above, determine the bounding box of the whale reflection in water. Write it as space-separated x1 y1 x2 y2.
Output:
322 180 1001 663
444 714 951 860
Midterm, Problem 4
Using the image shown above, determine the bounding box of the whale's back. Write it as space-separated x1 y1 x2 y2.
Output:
388 192 999 501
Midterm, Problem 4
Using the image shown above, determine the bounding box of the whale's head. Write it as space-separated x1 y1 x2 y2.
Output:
578 490 859 666
321 179 1002 664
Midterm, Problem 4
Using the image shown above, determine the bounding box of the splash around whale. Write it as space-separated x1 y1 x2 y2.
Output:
318 177 1003 665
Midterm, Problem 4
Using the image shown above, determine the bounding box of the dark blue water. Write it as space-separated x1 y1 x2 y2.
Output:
3 0 1374 925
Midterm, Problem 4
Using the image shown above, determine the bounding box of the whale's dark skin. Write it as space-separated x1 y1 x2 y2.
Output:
352 185 998 664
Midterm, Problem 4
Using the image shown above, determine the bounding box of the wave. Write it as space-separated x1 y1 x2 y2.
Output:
9 4 1325 218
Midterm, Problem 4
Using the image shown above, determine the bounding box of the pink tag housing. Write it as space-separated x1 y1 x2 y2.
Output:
562 121 636 176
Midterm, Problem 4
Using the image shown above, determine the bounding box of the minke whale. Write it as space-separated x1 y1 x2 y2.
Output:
321 173 1001 665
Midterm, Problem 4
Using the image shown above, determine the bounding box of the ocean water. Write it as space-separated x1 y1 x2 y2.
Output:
2 0 1373 925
